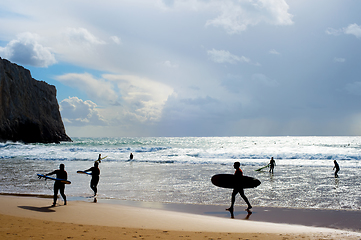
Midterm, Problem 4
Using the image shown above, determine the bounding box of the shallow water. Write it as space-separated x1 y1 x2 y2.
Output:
1 136 360 210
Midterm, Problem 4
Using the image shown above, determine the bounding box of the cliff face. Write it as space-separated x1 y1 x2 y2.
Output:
0 57 71 143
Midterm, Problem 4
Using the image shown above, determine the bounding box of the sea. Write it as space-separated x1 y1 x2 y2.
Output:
1 136 361 211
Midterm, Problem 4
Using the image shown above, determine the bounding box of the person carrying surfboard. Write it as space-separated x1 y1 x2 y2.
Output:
96 154 102 163
269 157 276 173
96 154 107 163
83 161 100 196
46 164 67 207
226 162 252 214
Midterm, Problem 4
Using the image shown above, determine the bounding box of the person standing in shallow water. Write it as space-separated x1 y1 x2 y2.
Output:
83 161 100 196
226 162 252 215
333 160 340 178
46 164 67 207
269 157 276 174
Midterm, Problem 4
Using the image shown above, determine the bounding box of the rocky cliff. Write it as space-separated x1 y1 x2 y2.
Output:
0 57 71 143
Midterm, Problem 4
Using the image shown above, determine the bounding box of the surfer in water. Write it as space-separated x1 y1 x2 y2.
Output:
226 162 252 215
46 164 67 207
269 157 276 174
83 161 100 196
130 153 133 160
333 160 340 178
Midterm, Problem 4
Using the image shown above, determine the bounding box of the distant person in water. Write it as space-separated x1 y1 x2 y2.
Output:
226 162 252 215
83 161 100 196
46 164 67 207
333 160 340 178
269 157 276 174
130 153 133 160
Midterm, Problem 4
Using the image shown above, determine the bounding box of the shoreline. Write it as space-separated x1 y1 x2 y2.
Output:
2 192 361 232
0 195 361 239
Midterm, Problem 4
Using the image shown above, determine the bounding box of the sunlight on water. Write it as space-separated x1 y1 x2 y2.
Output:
1 136 361 210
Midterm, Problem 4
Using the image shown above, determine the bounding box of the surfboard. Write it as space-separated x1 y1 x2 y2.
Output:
255 164 270 171
211 174 261 189
37 174 71 184
77 170 92 175
96 156 107 163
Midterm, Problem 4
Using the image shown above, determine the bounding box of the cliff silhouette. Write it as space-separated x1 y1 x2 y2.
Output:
0 57 71 143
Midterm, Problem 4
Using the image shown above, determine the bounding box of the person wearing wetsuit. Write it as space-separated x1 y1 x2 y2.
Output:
84 161 100 196
333 160 340 178
269 157 276 173
46 164 67 207
226 162 252 214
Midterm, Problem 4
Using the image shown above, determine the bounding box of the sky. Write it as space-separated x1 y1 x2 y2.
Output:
1 0 361 137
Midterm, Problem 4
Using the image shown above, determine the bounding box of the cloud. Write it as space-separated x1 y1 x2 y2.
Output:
326 23 361 38
55 73 118 104
344 23 361 38
269 49 280 55
64 28 106 46
205 0 293 34
110 36 122 44
0 32 56 67
207 48 250 64
325 27 342 36
104 74 174 122
60 97 107 126
156 0 293 34
57 72 174 123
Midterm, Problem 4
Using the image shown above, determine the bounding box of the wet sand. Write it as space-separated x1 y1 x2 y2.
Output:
0 195 361 239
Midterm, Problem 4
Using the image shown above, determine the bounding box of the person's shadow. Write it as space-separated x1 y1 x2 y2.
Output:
227 208 252 219
18 206 56 213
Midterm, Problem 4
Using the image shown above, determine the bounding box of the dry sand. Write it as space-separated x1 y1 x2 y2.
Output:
0 195 360 240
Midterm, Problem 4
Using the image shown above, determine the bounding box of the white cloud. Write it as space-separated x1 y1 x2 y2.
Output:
156 0 293 34
0 32 56 67
207 49 250 64
110 36 122 44
326 24 361 38
64 28 106 46
344 23 361 38
104 74 174 122
60 97 107 126
325 27 342 36
57 72 174 123
55 73 118 104
269 49 280 55
205 0 293 34
334 57 345 63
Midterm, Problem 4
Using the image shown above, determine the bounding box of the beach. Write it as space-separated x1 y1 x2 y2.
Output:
1 195 361 240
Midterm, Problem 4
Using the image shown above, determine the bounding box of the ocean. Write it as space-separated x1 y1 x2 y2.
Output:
1 136 360 210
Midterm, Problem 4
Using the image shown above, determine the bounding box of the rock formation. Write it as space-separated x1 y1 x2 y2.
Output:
0 57 72 143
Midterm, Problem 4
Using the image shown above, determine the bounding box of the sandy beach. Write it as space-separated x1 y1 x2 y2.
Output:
1 195 361 239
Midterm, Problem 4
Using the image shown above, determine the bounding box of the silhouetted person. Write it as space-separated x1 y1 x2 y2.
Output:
333 160 340 178
130 153 133 160
269 157 276 173
46 164 67 207
96 154 102 163
83 161 100 196
226 162 252 217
